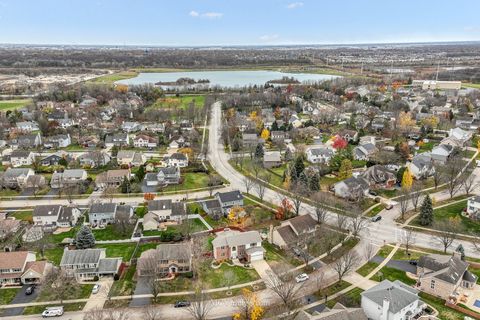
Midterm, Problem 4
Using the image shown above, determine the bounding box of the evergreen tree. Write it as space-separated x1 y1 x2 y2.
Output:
254 143 264 159
121 176 130 193
271 121 279 131
111 145 119 157
75 225 95 249
292 156 305 181
309 173 320 191
419 194 433 226
136 165 145 182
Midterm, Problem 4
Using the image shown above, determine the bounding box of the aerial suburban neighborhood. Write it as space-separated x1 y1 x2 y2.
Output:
1 1 480 320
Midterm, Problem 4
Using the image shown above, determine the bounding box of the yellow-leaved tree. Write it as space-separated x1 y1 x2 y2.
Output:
260 128 270 140
338 159 353 180
398 111 416 132
228 206 246 227
402 167 413 189
233 288 264 320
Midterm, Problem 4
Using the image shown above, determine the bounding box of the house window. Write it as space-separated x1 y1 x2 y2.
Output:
430 280 435 289
250 243 257 247
231 247 236 252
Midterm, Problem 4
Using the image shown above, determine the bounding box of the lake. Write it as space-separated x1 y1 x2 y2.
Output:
116 70 338 88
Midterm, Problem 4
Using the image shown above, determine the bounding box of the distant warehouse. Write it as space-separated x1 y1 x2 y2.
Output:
412 80 462 90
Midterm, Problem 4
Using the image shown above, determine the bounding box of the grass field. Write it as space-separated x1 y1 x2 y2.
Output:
463 83 480 89
92 224 134 241
110 265 136 297
9 210 33 221
371 266 416 285
97 243 137 262
199 261 259 289
0 99 32 111
0 288 20 305
419 292 465 320
150 95 205 110
36 284 93 302
87 71 138 84
163 172 215 192
23 302 86 315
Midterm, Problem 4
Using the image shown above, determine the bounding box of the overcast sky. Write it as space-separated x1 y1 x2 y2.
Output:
0 0 479 46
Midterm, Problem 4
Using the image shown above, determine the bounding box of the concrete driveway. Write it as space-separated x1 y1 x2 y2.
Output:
251 259 275 282
129 277 151 307
1 285 39 317
82 278 113 311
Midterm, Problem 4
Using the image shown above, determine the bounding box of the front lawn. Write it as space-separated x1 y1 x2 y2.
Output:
371 266 416 285
9 210 33 222
0 288 20 305
41 247 65 265
321 238 359 264
92 224 134 241
326 287 363 308
313 280 351 300
0 99 32 111
36 283 94 302
356 261 379 277
110 265 136 297
23 302 86 315
199 261 259 289
365 204 384 217
163 172 217 192
135 206 148 218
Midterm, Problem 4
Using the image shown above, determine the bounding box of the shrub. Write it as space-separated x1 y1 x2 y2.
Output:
93 275 99 281
113 274 120 281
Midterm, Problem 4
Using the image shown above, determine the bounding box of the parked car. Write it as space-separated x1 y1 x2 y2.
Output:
41 306 64 317
174 301 191 308
92 284 101 294
25 286 35 295
409 260 418 266
295 273 309 283
384 203 393 210
371 215 382 222
369 190 378 196
292 247 302 256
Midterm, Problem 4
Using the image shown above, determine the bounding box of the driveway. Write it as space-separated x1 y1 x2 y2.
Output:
129 277 151 307
19 188 34 197
1 285 39 317
251 259 275 282
83 278 113 311
371 256 417 274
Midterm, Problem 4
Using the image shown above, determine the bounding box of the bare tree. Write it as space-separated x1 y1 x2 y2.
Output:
186 285 213 320
254 181 266 202
410 185 423 212
432 163 446 190
432 220 462 253
223 269 237 292
363 242 376 262
43 269 79 304
398 189 410 221
296 229 317 266
207 175 221 197
350 213 369 238
265 266 304 316
400 229 416 255
444 155 464 199
332 250 358 282
311 192 329 224
336 212 348 231
142 305 162 320
243 176 254 194
289 182 306 216
461 172 478 196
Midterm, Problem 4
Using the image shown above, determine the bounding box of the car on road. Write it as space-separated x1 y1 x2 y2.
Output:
371 215 382 222
384 203 393 210
295 273 309 283
292 247 302 256
92 284 101 294
41 306 63 317
25 285 35 295
369 190 378 196
409 259 418 266
174 301 191 308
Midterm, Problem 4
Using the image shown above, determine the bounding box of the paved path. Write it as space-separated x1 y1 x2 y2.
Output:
83 278 113 311
250 259 274 282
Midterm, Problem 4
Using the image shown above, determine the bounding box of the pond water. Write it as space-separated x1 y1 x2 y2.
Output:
116 70 338 88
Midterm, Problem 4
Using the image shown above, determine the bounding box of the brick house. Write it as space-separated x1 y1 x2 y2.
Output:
212 229 264 262
137 243 192 277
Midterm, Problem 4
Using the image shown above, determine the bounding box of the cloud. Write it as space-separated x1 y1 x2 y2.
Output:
189 11 223 19
464 26 480 32
286 2 304 9
259 34 280 41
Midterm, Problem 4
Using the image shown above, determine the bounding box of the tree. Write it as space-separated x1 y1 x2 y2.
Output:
254 181 266 201
410 185 423 212
265 266 304 317
363 242 376 262
276 197 293 220
186 286 213 320
338 159 353 180
142 306 162 320
207 175 221 197
332 250 358 282
401 168 413 190
136 165 146 182
400 229 416 255
254 143 264 160
432 164 445 189
418 194 433 226
243 176 254 194
332 136 348 150
312 192 329 224
350 213 368 238
398 188 411 221
290 156 305 182
432 217 463 253
43 269 79 304
398 111 416 132
444 155 464 199
234 288 264 320
120 176 130 194
260 128 270 140
75 225 95 249
461 172 478 196
289 181 306 216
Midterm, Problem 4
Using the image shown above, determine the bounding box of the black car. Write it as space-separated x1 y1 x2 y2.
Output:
25 286 35 295
409 259 418 266
371 215 382 222
174 301 191 308
369 190 378 196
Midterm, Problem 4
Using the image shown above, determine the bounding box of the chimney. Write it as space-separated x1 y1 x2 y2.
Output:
381 297 390 320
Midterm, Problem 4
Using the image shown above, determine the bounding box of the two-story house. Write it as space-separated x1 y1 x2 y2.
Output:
271 214 317 249
0 251 51 286
10 150 34 167
105 133 129 148
466 196 480 219
145 166 181 187
88 203 117 225
44 134 72 148
137 243 192 277
116 150 146 167
60 248 122 281
407 153 435 179
215 190 244 214
95 169 130 188
212 229 264 262
33 205 81 228
147 200 186 223
133 134 158 148
1 168 35 189
50 169 88 189
306 147 334 164
167 153 189 168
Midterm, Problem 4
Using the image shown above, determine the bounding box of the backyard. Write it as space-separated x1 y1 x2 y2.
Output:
0 99 32 111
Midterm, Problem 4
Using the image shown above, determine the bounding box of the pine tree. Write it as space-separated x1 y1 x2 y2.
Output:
121 176 130 193
419 194 433 226
75 225 96 249
309 173 320 191
292 156 305 182
136 165 145 182
254 143 264 159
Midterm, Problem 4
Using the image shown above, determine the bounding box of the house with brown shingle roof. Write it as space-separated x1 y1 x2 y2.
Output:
0 251 51 286
271 214 317 249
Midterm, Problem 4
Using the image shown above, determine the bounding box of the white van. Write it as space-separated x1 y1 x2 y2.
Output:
41 306 64 317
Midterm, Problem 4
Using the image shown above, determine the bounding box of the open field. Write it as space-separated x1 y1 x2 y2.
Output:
0 99 32 111
87 71 138 84
150 95 206 110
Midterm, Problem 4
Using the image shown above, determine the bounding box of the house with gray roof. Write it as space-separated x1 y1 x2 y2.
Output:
145 166 181 187
271 214 317 249
212 229 264 262
89 203 118 225
12 133 42 149
33 205 81 228
215 190 244 214
361 165 397 189
431 144 454 164
334 177 370 200
306 146 334 164
263 151 282 168
361 280 424 320
10 150 34 167
407 153 435 179
1 168 35 189
416 253 477 299
105 133 129 148
201 199 223 220
50 169 88 189
137 243 192 277
60 248 122 281
353 143 378 161
148 200 186 223
294 302 367 320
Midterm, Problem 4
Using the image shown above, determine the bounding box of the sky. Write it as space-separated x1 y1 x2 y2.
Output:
0 0 479 46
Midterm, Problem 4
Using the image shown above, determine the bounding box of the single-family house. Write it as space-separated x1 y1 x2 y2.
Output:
263 151 282 169
89 203 118 225
270 131 288 143
201 199 223 220
50 169 88 189
466 196 480 219
242 133 261 148
95 169 130 188
105 133 129 148
353 143 378 161
10 150 34 167
271 214 317 249
133 134 158 148
215 190 244 214
416 253 477 300
78 152 111 168
212 229 264 262
431 144 454 164
60 248 122 281
121 121 142 133
16 121 39 132
40 154 65 166
0 251 51 286
167 153 188 168
334 177 370 200
306 147 334 164
361 280 424 320
294 303 367 320
33 205 81 228
137 243 192 277
148 200 186 223
407 153 435 179
116 150 146 167
145 166 181 187
361 165 397 189
335 129 358 142
14 133 42 149
1 168 35 189
44 134 71 148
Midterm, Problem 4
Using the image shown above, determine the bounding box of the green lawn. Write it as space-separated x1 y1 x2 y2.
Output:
371 266 416 285
9 210 33 222
419 292 465 320
391 249 423 261
463 83 480 89
321 238 359 264
110 265 136 297
163 172 216 192
92 224 134 241
326 287 363 308
365 204 384 217
0 99 32 111
135 206 148 218
377 245 395 258
376 188 397 198
199 261 259 289
418 141 436 152
136 242 158 257
97 243 137 262
0 189 20 197
36 284 93 302
357 261 380 277
230 159 285 189
314 280 351 300
41 247 65 265
411 200 480 233
0 288 20 305
87 71 138 84
150 95 206 110
23 302 86 315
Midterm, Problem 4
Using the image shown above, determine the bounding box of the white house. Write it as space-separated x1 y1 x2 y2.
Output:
10 150 35 167
133 134 158 148
167 153 189 168
306 147 334 164
212 229 264 263
16 121 39 132
407 153 435 179
467 196 480 219
361 280 424 320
